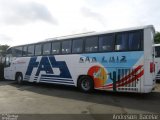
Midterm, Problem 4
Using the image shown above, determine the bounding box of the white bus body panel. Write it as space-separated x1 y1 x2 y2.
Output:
143 27 155 92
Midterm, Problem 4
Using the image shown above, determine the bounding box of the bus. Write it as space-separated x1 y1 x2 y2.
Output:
4 25 155 93
154 44 160 80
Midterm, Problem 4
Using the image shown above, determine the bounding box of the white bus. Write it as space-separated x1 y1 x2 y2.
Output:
154 44 160 80
4 25 155 93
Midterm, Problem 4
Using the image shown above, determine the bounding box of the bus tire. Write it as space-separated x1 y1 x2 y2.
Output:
16 73 23 85
78 76 94 93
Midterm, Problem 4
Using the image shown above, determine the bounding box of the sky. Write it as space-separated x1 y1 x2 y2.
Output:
0 0 160 46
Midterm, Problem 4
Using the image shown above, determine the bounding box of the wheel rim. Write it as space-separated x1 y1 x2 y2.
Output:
81 79 90 91
17 75 22 83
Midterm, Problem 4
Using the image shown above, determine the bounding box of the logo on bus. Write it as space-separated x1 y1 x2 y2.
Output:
88 65 108 88
79 56 127 63
25 56 72 78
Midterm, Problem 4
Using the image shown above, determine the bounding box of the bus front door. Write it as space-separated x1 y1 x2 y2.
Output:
4 54 14 80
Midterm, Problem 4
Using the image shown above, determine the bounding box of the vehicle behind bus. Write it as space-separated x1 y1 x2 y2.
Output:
4 25 155 93
154 44 160 81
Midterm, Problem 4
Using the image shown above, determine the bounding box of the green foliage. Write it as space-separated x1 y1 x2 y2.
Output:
154 32 160 44
0 44 9 56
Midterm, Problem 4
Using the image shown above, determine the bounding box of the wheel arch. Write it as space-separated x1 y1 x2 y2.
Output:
15 72 23 80
77 75 94 87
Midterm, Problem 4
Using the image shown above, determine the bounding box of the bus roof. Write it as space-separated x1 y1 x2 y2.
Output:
11 25 155 48
45 25 155 41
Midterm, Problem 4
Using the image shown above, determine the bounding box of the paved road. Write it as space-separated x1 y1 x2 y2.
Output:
0 80 160 119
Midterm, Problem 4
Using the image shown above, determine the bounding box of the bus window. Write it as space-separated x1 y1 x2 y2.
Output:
52 42 61 54
99 34 114 52
35 44 42 56
43 42 51 55
128 31 141 50
155 46 160 58
72 38 83 53
22 46 28 56
13 47 22 57
62 40 72 54
27 45 34 56
85 36 98 52
115 33 128 51
7 47 15 56
6 48 12 54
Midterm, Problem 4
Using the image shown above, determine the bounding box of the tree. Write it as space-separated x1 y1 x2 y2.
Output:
0 44 9 56
0 45 9 78
154 32 160 44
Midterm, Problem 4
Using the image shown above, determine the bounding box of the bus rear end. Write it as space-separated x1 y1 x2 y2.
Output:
142 26 155 93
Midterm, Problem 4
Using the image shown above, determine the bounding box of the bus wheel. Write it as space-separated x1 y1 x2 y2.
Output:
78 76 94 93
16 73 23 85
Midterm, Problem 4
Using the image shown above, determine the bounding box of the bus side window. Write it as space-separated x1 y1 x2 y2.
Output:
6 48 12 54
99 34 114 52
72 38 83 53
11 47 16 57
14 47 23 57
115 33 128 51
52 42 61 54
85 36 98 53
27 45 34 56
62 40 72 54
43 42 51 55
128 31 141 51
22 46 28 56
35 44 42 56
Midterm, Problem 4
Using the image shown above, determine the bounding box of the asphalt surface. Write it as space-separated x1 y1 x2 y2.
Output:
0 80 160 119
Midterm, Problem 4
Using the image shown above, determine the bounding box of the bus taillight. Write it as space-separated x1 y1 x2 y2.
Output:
150 62 155 73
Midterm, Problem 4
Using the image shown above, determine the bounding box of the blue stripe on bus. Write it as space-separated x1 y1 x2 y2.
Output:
40 79 74 83
40 76 74 83
40 77 73 81
40 77 74 82
40 79 74 85
24 76 30 80
24 76 30 78
41 75 72 79
25 75 30 77
40 81 75 86
24 76 29 78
